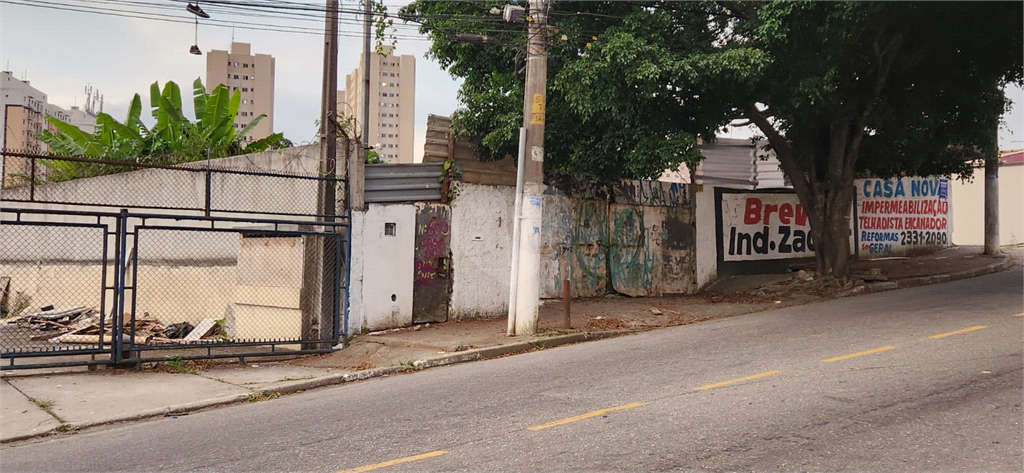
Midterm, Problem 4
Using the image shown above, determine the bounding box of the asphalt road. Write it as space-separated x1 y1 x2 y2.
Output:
2 271 1021 472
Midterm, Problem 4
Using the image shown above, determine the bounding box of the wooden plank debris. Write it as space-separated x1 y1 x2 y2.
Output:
183 318 218 342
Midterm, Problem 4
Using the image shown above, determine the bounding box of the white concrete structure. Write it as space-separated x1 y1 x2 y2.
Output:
449 183 516 319
64 106 98 134
206 42 276 142
339 45 416 164
951 161 1023 246
349 204 416 332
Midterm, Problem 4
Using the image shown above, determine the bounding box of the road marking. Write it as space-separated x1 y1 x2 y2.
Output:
823 346 896 363
1014 313 1023 317
527 402 646 431
696 371 782 391
929 325 987 339
339 450 448 473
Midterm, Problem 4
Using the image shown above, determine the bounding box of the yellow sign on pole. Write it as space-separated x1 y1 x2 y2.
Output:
531 93 545 114
531 113 544 125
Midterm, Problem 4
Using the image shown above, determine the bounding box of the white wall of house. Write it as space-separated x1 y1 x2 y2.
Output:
951 164 1023 246
449 183 516 319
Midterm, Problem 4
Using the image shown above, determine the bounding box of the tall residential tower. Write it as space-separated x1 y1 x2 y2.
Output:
339 45 415 163
206 42 276 142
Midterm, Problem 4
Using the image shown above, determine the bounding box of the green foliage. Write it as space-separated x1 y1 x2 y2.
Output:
37 78 287 181
407 0 1022 276
402 1 735 184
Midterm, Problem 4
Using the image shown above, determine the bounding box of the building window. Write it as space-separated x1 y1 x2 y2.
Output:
234 74 239 79
243 75 249 80
227 61 231 66
242 87 248 92
234 62 239 66
251 75 256 80
243 63 249 68
227 74 231 79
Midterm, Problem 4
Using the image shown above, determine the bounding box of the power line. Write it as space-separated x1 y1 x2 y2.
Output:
2 0 437 39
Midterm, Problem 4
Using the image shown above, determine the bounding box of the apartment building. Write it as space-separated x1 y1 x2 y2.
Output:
206 42 276 142
339 45 415 164
1 71 50 187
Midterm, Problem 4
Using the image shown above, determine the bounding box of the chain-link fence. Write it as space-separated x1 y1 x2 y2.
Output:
1 149 350 370
1 149 334 219
1 210 119 368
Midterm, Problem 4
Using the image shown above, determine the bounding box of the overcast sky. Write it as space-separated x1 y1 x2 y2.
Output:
2 0 1021 158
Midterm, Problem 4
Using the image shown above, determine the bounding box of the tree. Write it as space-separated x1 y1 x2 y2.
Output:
39 78 285 180
407 1 1023 277
402 1 761 184
735 2 1022 276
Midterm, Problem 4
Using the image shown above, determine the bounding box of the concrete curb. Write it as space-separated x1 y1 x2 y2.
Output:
412 330 634 370
1 331 634 444
866 253 1013 293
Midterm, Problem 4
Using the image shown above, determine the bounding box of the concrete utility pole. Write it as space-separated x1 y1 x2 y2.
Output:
303 0 339 349
513 0 549 336
319 0 339 217
984 154 1000 255
362 0 372 154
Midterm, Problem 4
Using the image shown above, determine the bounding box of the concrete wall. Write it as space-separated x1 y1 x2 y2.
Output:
355 203 416 331
449 183 516 320
854 177 953 257
951 164 1023 246
694 186 719 289
441 181 697 321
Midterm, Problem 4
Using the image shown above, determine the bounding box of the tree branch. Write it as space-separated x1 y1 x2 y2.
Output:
747 104 815 207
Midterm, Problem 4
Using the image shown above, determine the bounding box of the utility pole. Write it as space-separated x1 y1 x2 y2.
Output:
513 0 549 336
362 0 372 161
984 120 1000 255
319 0 338 220
304 0 339 349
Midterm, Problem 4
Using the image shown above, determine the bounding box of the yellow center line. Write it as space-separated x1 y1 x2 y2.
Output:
1014 313 1023 317
823 346 896 363
527 402 646 431
695 370 782 391
339 450 448 473
929 325 987 339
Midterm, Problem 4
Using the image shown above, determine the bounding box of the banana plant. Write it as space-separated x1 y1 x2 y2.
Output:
37 78 287 181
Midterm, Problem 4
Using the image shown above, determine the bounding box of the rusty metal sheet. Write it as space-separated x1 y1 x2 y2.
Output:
412 204 451 323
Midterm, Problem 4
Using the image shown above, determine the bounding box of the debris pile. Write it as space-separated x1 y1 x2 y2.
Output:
5 306 223 345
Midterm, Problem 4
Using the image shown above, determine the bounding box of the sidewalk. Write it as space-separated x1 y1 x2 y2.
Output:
2 245 1018 444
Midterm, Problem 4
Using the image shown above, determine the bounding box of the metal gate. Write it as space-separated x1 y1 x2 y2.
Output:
1 150 351 370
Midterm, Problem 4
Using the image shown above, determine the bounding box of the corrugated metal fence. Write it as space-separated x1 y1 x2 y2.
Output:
364 163 444 203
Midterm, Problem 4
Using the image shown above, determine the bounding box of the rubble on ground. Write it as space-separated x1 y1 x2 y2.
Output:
4 307 224 345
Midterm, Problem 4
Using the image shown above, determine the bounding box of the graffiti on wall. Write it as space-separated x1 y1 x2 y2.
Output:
613 180 689 207
855 177 951 256
609 205 655 296
571 200 609 298
413 204 451 323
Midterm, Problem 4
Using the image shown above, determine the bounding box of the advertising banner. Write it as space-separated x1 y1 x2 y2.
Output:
855 177 952 256
720 192 814 261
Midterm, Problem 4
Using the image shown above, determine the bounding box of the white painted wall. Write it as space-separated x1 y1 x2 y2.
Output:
694 186 719 289
449 183 516 319
358 203 416 331
951 164 1024 246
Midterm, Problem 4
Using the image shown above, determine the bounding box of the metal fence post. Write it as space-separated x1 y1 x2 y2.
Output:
113 209 129 364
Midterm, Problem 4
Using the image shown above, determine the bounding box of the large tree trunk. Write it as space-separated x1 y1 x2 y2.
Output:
808 182 855 277
748 108 860 279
